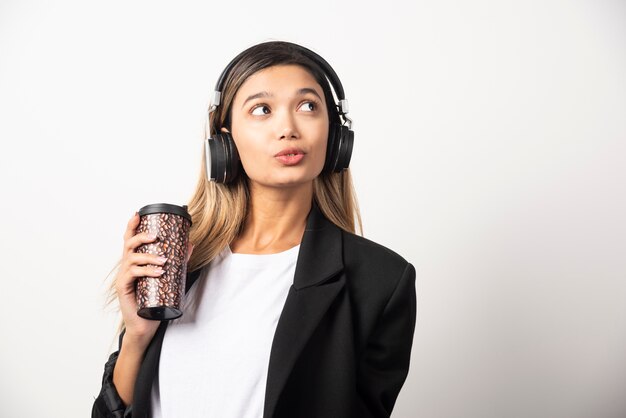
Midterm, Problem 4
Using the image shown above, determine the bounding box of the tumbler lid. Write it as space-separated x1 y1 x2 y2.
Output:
138 203 192 224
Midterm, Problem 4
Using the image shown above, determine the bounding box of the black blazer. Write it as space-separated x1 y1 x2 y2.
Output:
92 203 417 418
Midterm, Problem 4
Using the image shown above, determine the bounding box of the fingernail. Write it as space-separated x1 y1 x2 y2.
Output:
147 233 157 240
157 257 168 263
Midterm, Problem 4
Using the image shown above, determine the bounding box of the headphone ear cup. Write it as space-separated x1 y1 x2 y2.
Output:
206 134 225 183
323 123 341 173
324 123 353 173
222 131 240 183
335 125 354 172
207 132 240 183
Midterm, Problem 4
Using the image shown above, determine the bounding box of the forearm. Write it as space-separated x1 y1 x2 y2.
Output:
112 335 150 407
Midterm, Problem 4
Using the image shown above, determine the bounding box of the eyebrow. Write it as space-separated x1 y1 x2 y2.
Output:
241 87 323 109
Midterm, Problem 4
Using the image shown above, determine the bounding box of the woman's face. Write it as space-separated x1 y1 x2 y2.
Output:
223 64 329 189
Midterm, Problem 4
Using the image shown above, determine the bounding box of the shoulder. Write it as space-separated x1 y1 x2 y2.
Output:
342 230 411 270
340 230 415 293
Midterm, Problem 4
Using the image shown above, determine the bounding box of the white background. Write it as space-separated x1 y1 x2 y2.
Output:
1 0 625 417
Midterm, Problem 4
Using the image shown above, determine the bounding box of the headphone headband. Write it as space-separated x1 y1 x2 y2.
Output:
209 41 350 118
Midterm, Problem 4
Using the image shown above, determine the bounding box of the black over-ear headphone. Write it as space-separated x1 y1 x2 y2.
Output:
204 41 354 183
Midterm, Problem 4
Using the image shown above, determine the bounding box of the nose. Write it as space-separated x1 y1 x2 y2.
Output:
277 111 299 140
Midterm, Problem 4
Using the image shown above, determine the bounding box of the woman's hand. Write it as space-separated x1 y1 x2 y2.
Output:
114 212 194 348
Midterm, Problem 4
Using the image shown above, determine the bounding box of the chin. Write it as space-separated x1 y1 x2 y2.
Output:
254 173 318 189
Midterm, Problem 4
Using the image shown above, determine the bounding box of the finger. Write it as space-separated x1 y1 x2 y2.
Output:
124 231 158 254
123 212 140 242
128 252 168 267
128 264 166 279
115 264 164 296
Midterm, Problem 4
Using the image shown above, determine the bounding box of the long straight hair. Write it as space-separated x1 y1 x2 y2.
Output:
105 41 362 335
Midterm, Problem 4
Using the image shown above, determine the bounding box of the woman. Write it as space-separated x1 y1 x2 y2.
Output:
92 40 417 418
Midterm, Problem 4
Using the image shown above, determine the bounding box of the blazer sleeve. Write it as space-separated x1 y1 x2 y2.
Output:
92 329 134 418
357 262 417 417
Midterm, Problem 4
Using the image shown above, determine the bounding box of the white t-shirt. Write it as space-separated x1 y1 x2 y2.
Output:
150 244 300 418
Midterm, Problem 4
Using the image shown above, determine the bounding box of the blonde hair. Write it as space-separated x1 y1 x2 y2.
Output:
104 41 362 336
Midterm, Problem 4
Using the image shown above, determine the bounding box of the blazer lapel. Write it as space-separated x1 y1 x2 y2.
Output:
132 203 345 418
263 203 345 418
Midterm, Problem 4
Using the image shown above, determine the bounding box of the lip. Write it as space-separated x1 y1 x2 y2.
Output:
274 148 306 157
274 148 305 166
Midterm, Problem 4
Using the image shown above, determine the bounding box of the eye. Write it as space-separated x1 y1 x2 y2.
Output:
298 101 318 112
251 104 270 116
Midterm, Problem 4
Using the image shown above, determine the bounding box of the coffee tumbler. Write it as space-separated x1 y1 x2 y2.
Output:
134 203 192 320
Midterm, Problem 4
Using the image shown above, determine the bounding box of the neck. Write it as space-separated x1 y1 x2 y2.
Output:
230 181 313 254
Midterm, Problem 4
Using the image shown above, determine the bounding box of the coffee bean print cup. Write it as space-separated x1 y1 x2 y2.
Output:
135 203 192 320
